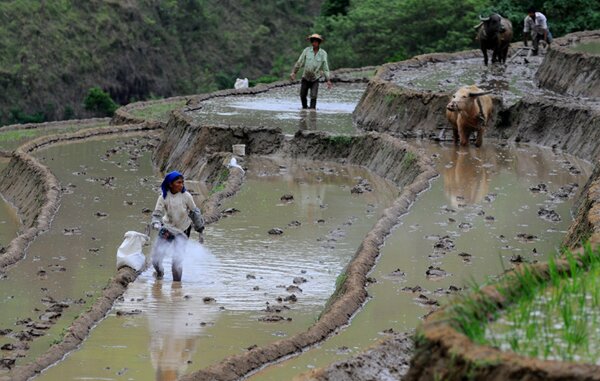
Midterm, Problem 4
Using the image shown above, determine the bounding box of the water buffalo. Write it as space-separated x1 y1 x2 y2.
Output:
446 85 493 147
476 14 513 65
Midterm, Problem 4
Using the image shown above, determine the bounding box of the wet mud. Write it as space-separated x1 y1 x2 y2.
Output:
35 158 398 381
187 83 366 135
354 32 600 162
249 141 591 381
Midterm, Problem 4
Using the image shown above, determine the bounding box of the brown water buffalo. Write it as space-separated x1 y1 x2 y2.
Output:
446 85 493 147
476 13 513 65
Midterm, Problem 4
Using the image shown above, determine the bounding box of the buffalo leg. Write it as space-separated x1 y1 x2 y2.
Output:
453 127 459 145
459 127 469 146
475 128 484 147
482 49 488 66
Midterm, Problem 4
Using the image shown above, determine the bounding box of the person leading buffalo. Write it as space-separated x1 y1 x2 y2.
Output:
290 34 332 109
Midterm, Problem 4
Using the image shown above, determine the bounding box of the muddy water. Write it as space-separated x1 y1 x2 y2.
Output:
187 83 366 134
389 57 555 106
0 135 158 373
0 160 20 250
37 158 398 381
249 142 592 380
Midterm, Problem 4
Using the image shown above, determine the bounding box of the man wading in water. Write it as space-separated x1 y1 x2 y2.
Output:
290 33 333 109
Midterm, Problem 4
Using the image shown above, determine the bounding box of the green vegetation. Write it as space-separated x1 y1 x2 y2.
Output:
450 243 600 363
0 122 108 151
316 0 600 68
129 100 187 123
210 168 230 195
1 0 598 126
0 1 320 125
401 151 417 171
84 87 118 117
327 135 354 146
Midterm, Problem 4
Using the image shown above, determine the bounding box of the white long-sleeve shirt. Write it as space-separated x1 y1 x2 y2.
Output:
524 12 548 34
153 191 197 232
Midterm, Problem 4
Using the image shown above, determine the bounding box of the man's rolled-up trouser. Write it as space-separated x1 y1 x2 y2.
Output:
300 78 319 109
531 31 549 53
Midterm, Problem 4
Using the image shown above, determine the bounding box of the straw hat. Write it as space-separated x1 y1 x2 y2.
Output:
306 33 324 42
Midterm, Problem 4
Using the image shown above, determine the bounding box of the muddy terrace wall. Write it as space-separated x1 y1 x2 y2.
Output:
536 30 600 98
153 99 436 380
353 31 600 162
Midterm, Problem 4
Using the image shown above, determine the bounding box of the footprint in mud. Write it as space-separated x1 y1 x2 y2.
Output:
401 285 427 294
267 228 284 235
63 227 82 236
432 236 455 253
538 207 561 222
529 183 548 193
385 268 407 281
425 266 451 281
458 252 472 263
550 183 579 201
516 233 539 243
414 294 439 307
280 194 294 203
458 222 472 231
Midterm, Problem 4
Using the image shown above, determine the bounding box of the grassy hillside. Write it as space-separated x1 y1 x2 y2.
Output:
0 0 322 124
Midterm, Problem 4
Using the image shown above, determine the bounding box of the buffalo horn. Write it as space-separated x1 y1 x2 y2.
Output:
468 90 492 97
479 15 490 21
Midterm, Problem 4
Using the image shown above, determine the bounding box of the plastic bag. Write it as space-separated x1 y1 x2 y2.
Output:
116 231 149 271
234 78 249 89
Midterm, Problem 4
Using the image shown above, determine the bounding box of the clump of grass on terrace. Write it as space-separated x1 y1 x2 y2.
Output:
129 100 187 123
327 135 353 146
449 243 600 363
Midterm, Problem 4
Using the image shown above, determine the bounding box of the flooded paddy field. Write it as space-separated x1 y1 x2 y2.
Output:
250 141 591 380
36 158 398 380
388 57 553 106
187 83 366 134
570 41 600 55
0 135 158 376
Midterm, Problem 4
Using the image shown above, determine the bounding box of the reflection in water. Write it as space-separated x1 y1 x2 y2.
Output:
441 145 498 207
122 241 220 380
298 109 318 131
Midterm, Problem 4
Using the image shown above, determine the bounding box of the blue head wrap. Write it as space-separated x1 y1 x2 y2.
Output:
161 171 186 199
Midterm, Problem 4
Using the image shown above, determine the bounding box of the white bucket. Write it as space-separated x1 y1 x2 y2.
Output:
232 144 246 156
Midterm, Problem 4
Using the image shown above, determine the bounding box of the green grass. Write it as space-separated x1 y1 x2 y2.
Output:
0 123 108 151
129 100 187 122
327 135 353 146
209 168 230 195
449 242 600 363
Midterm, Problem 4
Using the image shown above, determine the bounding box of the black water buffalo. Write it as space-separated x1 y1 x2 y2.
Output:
476 14 513 65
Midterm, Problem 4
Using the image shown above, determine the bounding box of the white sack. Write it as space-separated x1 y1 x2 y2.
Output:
116 231 149 271
234 78 249 89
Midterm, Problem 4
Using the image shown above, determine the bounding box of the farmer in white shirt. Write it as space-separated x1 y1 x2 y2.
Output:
151 171 204 281
523 7 552 55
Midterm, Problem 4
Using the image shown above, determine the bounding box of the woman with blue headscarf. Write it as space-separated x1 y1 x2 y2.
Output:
151 171 205 281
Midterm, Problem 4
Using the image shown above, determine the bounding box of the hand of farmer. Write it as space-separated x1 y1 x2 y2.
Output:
152 222 161 230
290 73 296 81
327 80 333 90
